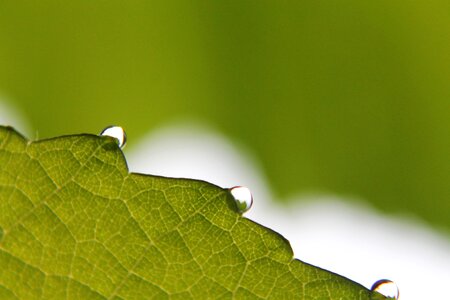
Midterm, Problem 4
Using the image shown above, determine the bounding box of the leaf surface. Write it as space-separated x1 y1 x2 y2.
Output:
0 126 386 299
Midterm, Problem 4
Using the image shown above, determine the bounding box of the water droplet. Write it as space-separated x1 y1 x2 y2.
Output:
229 186 253 213
100 126 127 149
371 279 399 299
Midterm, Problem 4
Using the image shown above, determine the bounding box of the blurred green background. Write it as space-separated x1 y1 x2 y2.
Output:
0 1 449 230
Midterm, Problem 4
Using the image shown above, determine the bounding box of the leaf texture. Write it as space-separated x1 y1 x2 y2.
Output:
0 126 386 299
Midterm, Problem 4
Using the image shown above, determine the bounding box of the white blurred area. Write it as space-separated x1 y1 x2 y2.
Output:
1 97 449 299
126 122 450 300
0 95 31 138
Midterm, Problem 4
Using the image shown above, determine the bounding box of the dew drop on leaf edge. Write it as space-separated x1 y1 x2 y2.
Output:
100 125 127 149
229 186 253 214
370 279 399 299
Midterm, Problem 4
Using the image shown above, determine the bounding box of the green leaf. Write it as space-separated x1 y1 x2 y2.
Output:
0 126 386 299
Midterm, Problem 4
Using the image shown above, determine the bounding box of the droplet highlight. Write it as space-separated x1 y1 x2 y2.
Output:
371 279 399 299
100 126 127 149
229 186 253 214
